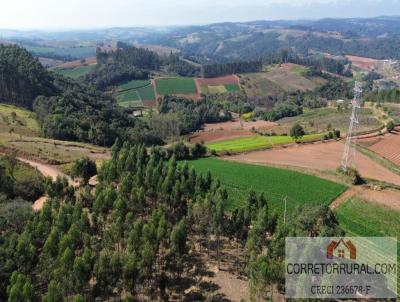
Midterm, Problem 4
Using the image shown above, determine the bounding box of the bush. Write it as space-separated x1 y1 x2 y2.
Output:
290 124 305 139
71 157 97 184
386 121 395 133
190 143 207 159
337 167 363 185
334 129 341 138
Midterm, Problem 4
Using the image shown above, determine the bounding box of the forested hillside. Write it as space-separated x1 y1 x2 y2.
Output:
0 45 57 108
0 142 343 301
0 45 138 146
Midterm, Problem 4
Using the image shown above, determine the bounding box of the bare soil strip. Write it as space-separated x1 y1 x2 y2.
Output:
225 141 400 186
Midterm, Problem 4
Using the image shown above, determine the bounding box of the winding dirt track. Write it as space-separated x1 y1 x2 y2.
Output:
17 158 77 211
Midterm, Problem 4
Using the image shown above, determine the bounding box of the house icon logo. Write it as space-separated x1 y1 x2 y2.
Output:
327 238 356 260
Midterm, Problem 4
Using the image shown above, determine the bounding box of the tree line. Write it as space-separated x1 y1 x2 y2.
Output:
203 60 263 78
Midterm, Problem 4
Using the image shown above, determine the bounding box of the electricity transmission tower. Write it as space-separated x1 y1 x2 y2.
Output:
341 81 362 172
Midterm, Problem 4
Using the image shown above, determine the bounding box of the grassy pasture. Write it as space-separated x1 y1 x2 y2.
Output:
155 77 197 95
0 104 40 136
0 103 108 164
188 157 347 212
239 67 326 97
54 65 95 79
271 107 382 135
382 103 400 124
206 133 325 153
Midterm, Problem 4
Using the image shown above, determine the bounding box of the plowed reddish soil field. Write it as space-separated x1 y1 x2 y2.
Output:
225 141 400 186
196 75 239 86
203 119 276 131
345 55 379 71
189 119 277 143
358 129 400 166
57 57 97 68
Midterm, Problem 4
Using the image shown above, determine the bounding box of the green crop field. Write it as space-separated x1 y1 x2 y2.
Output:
335 198 400 237
335 198 400 295
116 82 156 108
200 83 240 94
155 77 197 95
206 133 325 152
54 65 95 79
224 83 240 92
208 85 227 94
188 158 347 212
117 80 151 92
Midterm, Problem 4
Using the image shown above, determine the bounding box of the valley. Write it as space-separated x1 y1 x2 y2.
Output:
1 13 400 302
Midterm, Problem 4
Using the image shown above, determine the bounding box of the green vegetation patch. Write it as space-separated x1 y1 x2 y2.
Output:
335 198 400 237
116 83 156 108
117 80 151 92
206 133 325 153
208 85 227 94
54 65 95 80
224 83 240 92
189 158 346 212
335 198 400 294
155 77 197 95
271 107 382 135
0 104 40 136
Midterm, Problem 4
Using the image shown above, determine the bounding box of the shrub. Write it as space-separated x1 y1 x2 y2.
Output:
290 124 305 139
190 143 207 159
386 121 395 133
71 157 97 185
337 167 363 185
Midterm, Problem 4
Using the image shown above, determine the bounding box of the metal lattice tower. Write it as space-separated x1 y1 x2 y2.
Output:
341 81 362 172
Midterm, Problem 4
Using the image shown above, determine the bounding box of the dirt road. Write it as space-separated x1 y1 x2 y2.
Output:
17 157 77 211
17 157 75 186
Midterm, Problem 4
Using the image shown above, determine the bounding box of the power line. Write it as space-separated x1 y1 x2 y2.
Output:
341 81 362 172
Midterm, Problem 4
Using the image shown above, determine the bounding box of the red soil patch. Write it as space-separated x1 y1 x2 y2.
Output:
346 55 379 71
203 119 277 131
225 141 400 186
142 100 157 108
358 129 400 166
280 63 300 71
360 188 400 211
197 75 239 86
188 130 255 143
57 57 97 69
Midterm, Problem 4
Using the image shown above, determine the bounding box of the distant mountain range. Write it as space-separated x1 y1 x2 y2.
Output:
2 16 400 60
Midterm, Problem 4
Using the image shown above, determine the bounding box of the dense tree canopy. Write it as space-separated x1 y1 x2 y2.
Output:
0 45 57 108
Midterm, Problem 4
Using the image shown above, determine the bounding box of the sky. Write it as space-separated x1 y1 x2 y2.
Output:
1 0 400 29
